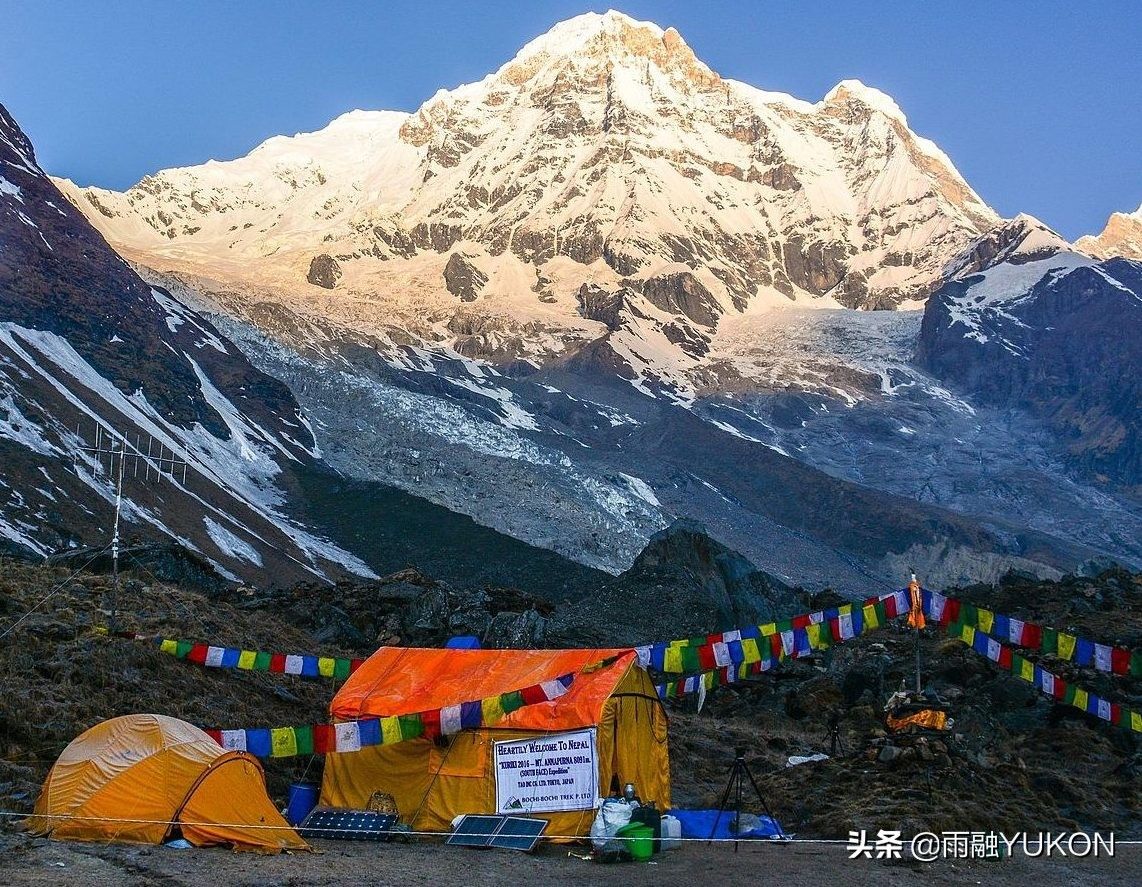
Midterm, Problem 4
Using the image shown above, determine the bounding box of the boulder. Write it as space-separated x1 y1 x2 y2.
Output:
307 254 342 289
443 252 488 302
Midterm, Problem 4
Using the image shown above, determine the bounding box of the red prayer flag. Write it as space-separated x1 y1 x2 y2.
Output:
998 646 1013 670
697 644 716 670
942 597 961 626
791 613 811 630
1111 703 1122 725
1111 647 1131 675
1023 622 1042 650
520 683 547 706
204 729 222 746
313 724 334 754
420 709 441 740
188 643 209 665
269 653 286 673
350 658 365 673
1053 678 1067 700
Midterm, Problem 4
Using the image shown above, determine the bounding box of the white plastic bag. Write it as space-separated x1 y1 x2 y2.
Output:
589 798 633 850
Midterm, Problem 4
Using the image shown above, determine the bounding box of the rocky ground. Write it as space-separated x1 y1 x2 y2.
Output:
2 832 1139 886
0 550 1139 874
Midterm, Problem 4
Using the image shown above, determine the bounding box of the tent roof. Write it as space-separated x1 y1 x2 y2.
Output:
330 647 641 730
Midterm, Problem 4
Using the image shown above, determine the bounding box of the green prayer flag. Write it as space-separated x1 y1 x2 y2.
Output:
1041 628 1058 656
175 640 193 659
293 725 314 756
253 650 272 671
501 690 524 713
680 645 700 673
334 658 351 680
1131 652 1142 678
398 714 424 741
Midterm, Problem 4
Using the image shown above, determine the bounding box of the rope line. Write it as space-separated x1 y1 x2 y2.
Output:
0 809 804 842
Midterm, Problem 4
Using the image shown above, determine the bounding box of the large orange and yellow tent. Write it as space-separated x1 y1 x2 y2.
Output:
321 647 670 835
29 714 307 853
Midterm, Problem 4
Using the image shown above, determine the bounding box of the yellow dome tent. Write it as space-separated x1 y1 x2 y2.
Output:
29 714 308 853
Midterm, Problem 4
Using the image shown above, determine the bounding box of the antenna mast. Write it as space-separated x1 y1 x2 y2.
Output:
76 423 188 632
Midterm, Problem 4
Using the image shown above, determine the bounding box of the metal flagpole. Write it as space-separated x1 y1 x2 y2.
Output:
911 572 922 692
109 438 125 633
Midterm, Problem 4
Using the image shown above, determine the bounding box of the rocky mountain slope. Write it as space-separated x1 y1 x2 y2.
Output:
917 218 1142 490
0 103 380 583
1077 202 1142 260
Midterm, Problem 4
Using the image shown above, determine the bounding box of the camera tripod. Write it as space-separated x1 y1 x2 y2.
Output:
827 710 846 757
709 750 785 850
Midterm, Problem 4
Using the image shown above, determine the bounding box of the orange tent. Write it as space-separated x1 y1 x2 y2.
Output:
29 714 308 853
322 647 670 835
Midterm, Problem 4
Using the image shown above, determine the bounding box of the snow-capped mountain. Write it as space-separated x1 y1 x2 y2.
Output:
56 11 997 386
0 102 375 583
1077 203 1142 260
37 11 1142 588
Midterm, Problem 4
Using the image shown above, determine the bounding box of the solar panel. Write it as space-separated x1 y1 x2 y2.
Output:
490 816 548 852
446 814 548 852
446 815 503 848
298 809 397 841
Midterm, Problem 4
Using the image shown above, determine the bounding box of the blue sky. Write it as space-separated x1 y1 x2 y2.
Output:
2 0 1138 239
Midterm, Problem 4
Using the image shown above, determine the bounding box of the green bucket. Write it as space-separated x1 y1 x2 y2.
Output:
616 823 654 861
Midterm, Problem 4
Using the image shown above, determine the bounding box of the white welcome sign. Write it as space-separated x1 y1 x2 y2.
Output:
493 728 599 814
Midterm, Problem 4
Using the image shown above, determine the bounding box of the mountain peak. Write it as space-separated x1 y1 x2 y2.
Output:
499 9 719 89
1076 200 1142 260
514 10 665 57
823 79 907 120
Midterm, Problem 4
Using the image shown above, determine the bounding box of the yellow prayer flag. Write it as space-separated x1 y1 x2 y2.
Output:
1020 658 1035 682
806 624 822 649
159 639 178 655
759 622 777 637
1131 711 1142 733
977 608 994 634
960 625 976 646
862 604 879 631
237 650 257 670
381 716 402 745
1072 688 1088 712
741 638 761 663
481 696 506 726
1058 633 1077 661
664 646 683 673
318 657 335 678
270 727 297 758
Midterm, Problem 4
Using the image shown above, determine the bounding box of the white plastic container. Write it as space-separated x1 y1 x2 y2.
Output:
660 814 682 851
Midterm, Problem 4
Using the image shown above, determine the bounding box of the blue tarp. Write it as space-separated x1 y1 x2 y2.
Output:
445 635 481 649
669 809 782 840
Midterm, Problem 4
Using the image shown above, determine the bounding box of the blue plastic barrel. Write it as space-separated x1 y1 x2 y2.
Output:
285 782 320 825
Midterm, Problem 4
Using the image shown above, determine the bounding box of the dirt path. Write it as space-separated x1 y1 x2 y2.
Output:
2 833 1139 886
